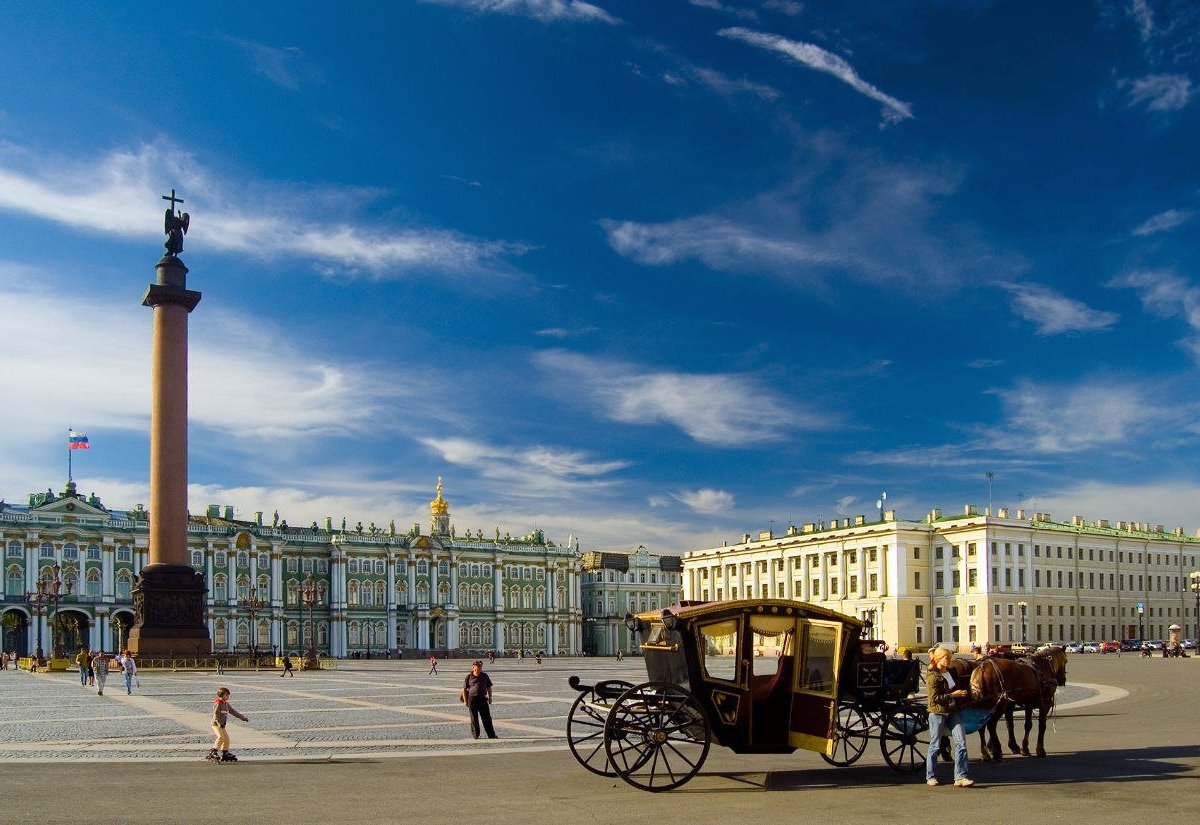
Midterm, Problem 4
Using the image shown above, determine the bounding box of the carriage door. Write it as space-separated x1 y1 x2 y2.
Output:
789 620 842 756
748 615 797 747
696 618 746 744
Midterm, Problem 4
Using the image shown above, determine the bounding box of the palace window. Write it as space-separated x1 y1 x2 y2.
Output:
191 551 203 567
62 543 78 560
86 567 101 597
117 545 132 563
215 552 227 567
236 551 248 568
7 541 22 558
40 542 55 558
116 570 132 600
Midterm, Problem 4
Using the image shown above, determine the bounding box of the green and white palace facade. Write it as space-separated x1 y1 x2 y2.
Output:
0 479 585 658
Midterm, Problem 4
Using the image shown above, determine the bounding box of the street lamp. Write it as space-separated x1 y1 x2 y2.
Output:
1189 572 1200 647
112 614 128 654
300 574 319 669
364 622 374 659
1018 600 1028 644
48 567 71 659
25 564 64 664
238 585 266 665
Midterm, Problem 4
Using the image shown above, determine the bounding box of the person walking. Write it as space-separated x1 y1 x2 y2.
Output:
121 651 137 694
280 655 295 677
90 650 109 696
459 660 497 739
208 687 249 762
428 655 438 675
925 646 974 787
75 647 91 687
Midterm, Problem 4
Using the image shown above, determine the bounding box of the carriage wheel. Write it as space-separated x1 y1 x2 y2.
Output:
566 681 633 776
821 702 871 767
880 706 929 773
604 681 711 792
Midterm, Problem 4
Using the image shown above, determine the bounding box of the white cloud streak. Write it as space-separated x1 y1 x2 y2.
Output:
534 349 828 446
216 35 319 90
420 0 619 24
718 26 913 123
675 488 735 514
1124 73 1193 111
999 282 1118 335
420 436 629 496
0 141 523 277
1107 269 1200 359
1132 208 1193 235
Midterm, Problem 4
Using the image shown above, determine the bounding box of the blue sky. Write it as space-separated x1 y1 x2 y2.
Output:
2 0 1199 552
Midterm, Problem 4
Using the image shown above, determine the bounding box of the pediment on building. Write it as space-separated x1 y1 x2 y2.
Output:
31 493 109 518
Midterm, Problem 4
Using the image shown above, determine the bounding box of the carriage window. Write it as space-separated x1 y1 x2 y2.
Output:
749 616 794 676
698 619 739 682
801 623 837 695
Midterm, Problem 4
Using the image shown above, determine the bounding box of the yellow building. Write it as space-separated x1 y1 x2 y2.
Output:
682 505 1200 650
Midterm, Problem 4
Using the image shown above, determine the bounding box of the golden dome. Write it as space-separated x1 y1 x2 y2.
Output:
430 476 449 516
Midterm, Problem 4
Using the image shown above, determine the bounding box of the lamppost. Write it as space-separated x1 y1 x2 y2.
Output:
112 614 128 654
364 621 374 659
238 585 265 665
1137 601 1145 640
1189 572 1200 646
25 564 63 664
1018 600 1028 644
300 574 319 669
48 569 71 659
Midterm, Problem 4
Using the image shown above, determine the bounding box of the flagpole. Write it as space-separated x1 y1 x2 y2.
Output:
68 428 73 483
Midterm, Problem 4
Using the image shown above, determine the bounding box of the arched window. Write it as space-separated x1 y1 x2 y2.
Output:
286 579 299 604
348 558 359 574
86 567 101 597
375 581 386 605
437 581 450 602
416 583 429 603
395 580 406 602
438 561 449 576
363 581 375 605
235 575 249 600
536 587 545 609
116 570 133 600
256 619 269 647
523 586 533 610
62 568 78 594
62 542 78 560
257 574 270 592
483 583 493 608
236 551 249 568
375 560 385 575
556 587 565 607
214 619 228 647
235 620 249 648
459 582 470 606
417 560 428 575
348 621 361 647
191 551 203 567
214 551 227 567
213 574 227 602
471 584 482 609
5 565 22 596
318 622 328 647
317 581 328 604
286 620 298 646
348 580 360 605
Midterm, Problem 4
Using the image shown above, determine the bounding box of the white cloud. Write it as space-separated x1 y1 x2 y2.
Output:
763 0 804 15
420 436 629 497
216 34 319 90
688 0 758 22
988 378 1197 455
675 488 735 514
688 65 780 100
1132 208 1193 235
600 150 982 287
1124 73 1193 111
999 282 1118 335
1129 0 1156 42
1108 268 1200 359
535 349 828 446
0 263 411 485
1034 479 1200 534
421 0 619 24
0 141 523 277
718 27 912 124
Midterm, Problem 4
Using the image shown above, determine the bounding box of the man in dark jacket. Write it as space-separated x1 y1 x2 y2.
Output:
460 660 497 739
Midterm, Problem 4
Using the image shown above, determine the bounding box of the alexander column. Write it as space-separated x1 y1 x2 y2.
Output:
126 191 211 656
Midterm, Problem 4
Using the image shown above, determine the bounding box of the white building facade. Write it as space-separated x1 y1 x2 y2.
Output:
683 506 1200 650
1 479 584 659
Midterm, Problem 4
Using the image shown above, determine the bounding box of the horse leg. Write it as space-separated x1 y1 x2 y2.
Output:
985 715 1003 761
1006 706 1021 755
1035 705 1048 757
1020 706 1033 756
976 729 991 761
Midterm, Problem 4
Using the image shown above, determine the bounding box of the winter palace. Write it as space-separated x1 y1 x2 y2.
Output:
0 478 584 659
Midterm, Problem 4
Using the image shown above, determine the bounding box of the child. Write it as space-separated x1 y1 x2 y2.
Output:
208 687 249 762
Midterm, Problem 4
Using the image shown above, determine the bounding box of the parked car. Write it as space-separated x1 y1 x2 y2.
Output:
1099 640 1121 653
1010 643 1035 654
1182 639 1197 650
1082 642 1100 653
1121 639 1144 652
1064 642 1083 653
1146 639 1165 651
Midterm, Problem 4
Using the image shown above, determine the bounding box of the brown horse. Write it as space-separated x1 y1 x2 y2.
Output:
968 646 1068 758
940 657 1015 762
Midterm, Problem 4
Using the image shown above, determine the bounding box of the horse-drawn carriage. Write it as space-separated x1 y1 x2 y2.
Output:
565 598 929 791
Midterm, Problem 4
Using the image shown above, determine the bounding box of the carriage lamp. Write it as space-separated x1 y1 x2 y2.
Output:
661 609 679 631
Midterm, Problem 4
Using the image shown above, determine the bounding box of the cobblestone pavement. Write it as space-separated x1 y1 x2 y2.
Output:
0 656 1105 763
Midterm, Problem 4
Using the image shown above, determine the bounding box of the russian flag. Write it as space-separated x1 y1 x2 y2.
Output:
68 430 90 450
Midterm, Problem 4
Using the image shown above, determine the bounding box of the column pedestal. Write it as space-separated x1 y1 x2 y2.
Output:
126 563 210 656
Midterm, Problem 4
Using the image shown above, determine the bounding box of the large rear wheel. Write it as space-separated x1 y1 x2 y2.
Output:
821 702 871 767
604 682 711 792
880 705 929 773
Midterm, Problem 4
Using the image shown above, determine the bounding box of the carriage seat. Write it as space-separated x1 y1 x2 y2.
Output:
594 680 631 701
752 656 794 704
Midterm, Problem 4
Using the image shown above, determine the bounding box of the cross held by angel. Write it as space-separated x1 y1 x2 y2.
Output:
162 189 190 255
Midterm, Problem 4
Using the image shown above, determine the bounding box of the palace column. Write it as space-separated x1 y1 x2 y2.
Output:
127 199 210 656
